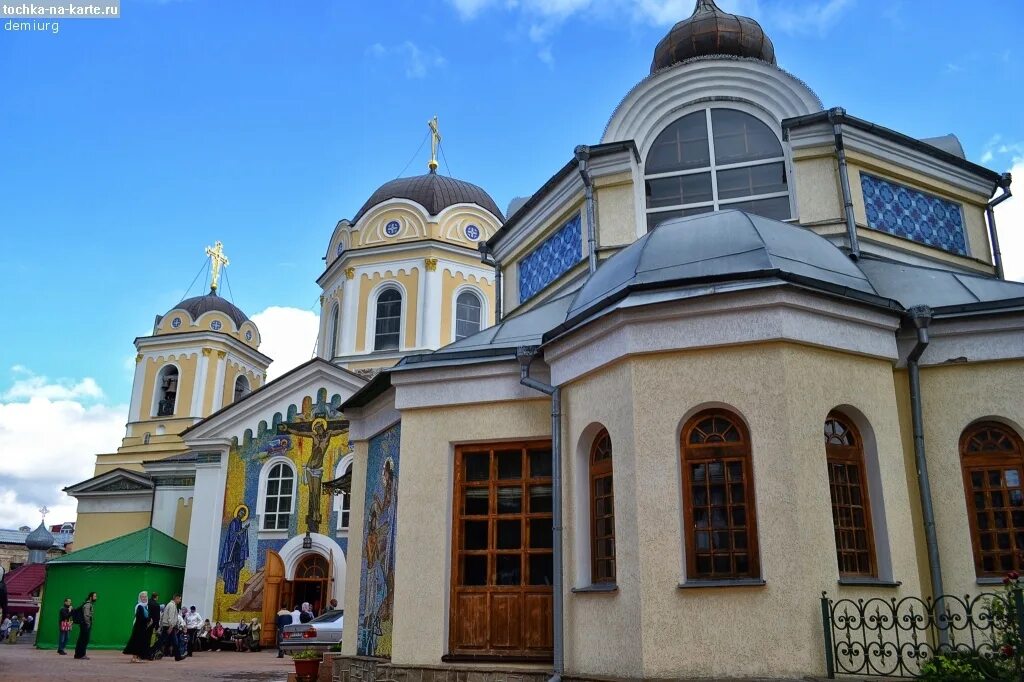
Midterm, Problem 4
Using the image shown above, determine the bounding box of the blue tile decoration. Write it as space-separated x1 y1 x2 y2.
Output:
518 213 583 303
861 173 967 256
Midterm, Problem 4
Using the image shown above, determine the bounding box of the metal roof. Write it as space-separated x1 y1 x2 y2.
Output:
352 171 503 224
48 527 186 568
857 256 1024 313
651 0 775 73
169 292 249 326
0 528 64 549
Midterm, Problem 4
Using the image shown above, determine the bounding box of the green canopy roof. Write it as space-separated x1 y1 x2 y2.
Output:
48 527 187 568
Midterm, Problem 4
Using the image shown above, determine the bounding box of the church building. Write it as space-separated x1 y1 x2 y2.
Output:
60 1 1023 678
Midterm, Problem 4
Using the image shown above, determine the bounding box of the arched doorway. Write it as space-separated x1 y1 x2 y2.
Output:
293 553 330 615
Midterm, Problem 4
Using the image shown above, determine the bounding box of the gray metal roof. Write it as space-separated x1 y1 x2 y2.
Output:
170 292 249 326
352 171 503 224
920 135 966 160
0 528 64 549
858 257 1024 312
566 210 877 320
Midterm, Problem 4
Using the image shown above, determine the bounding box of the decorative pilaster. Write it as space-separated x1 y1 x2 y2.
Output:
421 258 442 348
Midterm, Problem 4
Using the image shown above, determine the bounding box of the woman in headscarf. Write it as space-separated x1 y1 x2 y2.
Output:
299 602 313 623
123 591 152 663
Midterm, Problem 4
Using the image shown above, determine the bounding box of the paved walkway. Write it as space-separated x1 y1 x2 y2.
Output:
0 635 295 681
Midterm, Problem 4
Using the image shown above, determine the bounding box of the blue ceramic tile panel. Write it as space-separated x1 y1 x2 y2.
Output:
518 213 583 302
861 173 967 256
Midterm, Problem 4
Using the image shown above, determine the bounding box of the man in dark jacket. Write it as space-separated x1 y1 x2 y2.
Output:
74 592 97 659
147 592 161 658
275 608 292 658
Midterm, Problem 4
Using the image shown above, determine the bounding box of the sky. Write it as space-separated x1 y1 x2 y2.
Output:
0 0 1022 530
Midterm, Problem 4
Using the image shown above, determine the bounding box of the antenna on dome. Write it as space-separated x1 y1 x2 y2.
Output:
428 115 442 173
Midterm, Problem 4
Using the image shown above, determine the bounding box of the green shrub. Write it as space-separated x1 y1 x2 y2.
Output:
919 654 986 682
290 648 322 661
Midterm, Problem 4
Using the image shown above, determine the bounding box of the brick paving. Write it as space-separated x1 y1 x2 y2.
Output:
0 634 296 681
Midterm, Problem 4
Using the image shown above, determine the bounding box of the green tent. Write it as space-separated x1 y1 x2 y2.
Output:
36 527 186 650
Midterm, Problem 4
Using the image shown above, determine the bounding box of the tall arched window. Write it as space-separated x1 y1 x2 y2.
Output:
681 409 759 579
154 365 179 417
374 288 402 351
233 375 250 404
590 429 616 584
328 303 340 357
262 462 295 531
645 108 789 230
825 412 876 577
336 459 352 533
961 421 1024 576
455 290 483 341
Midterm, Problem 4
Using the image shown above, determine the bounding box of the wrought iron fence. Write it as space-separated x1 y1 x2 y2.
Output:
821 589 1024 679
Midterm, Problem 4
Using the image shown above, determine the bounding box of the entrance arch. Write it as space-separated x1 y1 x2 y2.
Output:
278 532 347 609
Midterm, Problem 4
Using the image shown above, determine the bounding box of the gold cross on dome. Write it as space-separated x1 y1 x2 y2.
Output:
39 506 49 521
204 241 230 292
428 115 442 172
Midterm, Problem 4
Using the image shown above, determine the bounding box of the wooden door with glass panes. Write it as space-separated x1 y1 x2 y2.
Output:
450 442 554 659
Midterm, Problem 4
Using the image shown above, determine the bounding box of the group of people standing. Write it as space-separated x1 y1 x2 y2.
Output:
56 592 97 658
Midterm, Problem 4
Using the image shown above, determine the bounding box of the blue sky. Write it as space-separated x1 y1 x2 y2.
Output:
0 0 1022 527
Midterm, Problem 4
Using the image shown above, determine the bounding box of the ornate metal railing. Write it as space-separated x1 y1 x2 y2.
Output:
821 590 1024 679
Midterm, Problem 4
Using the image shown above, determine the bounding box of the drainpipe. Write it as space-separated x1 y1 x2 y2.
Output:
479 242 503 323
829 107 861 261
517 346 563 682
906 305 948 647
986 173 1012 280
575 145 598 275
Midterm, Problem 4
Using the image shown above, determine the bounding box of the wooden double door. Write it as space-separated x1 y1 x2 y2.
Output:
450 442 554 660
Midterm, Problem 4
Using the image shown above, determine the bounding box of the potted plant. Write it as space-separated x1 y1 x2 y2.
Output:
291 648 322 681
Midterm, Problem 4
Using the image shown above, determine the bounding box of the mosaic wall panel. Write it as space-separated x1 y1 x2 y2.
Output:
214 388 350 623
517 212 583 303
357 422 401 658
861 173 967 256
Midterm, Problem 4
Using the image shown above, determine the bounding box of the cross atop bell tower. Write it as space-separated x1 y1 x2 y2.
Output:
204 241 230 292
428 115 442 173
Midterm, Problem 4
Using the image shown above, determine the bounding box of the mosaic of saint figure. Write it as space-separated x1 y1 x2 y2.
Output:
277 415 347 534
361 457 396 654
219 505 250 594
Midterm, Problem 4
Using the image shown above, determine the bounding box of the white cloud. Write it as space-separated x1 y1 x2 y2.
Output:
0 369 127 530
366 41 447 79
995 158 1024 282
250 306 320 382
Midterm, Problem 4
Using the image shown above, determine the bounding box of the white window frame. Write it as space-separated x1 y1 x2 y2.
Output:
366 281 407 352
333 454 354 537
328 302 340 358
643 105 793 230
256 457 297 539
151 363 181 418
451 285 487 343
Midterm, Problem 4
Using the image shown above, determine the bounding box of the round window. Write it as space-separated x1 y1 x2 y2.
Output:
211 320 222 331
245 330 253 341
170 317 182 329
465 224 480 241
336 242 344 256
385 220 401 237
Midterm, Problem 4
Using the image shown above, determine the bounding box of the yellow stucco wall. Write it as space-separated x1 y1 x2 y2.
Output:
594 172 637 249
389 400 552 666
73 511 151 550
139 354 198 421
791 149 844 226
173 496 192 544
439 270 496 346
916 360 1024 596
354 269 420 352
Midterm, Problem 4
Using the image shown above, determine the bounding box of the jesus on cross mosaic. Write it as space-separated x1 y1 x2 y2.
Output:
277 415 347 534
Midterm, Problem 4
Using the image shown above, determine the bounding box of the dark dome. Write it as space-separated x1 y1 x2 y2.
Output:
25 521 55 551
169 292 249 327
651 0 776 73
352 171 504 224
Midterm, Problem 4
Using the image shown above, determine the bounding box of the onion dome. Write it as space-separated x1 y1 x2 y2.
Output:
170 291 249 327
25 521 55 551
651 0 776 73
352 170 504 224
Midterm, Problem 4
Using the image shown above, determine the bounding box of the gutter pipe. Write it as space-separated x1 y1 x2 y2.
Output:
517 346 563 682
575 145 598 275
986 173 1013 280
905 305 948 648
479 241 503 323
828 107 861 261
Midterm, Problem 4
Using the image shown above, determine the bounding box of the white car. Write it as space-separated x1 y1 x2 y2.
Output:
280 610 344 652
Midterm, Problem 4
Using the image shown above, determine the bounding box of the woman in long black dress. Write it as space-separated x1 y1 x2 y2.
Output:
123 591 151 663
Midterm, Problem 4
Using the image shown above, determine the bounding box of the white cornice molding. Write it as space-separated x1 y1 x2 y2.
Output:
543 287 901 385
136 332 272 367
346 387 401 442
391 361 551 410
787 121 994 198
896 314 1024 368
182 362 364 442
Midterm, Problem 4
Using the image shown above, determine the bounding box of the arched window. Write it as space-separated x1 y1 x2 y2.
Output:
154 365 179 417
374 288 402 351
825 412 876 577
680 409 759 579
590 429 616 584
328 303 340 357
961 421 1024 576
336 458 352 533
233 375 250 403
262 461 295 531
455 290 483 341
645 108 789 230
296 554 329 579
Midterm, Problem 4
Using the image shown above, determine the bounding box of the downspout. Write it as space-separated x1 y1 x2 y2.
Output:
479 242 503 323
986 172 1012 280
829 107 861 261
575 145 598 275
517 346 563 682
905 305 948 647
